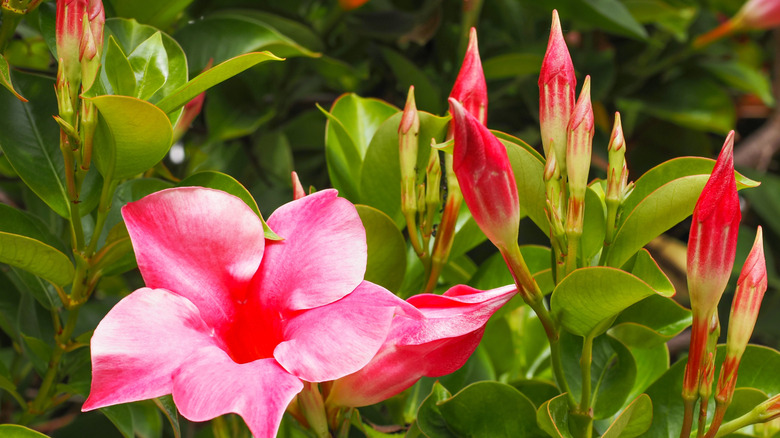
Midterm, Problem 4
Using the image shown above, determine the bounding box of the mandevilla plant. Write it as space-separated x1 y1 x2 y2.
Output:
0 1 778 438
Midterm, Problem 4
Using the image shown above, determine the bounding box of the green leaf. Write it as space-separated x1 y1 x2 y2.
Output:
551 267 674 337
178 171 280 240
154 395 181 438
0 54 27 101
618 77 735 134
555 0 648 40
127 32 169 101
0 425 50 437
436 381 545 437
104 36 137 96
601 394 653 438
625 343 669 402
0 232 74 287
380 48 442 114
0 364 26 407
0 72 73 218
606 157 759 268
106 0 194 29
701 60 775 107
21 333 52 375
360 111 449 225
156 52 284 114
174 12 319 72
582 186 606 262
483 53 543 80
537 393 573 438
510 379 560 409
90 95 173 180
500 132 549 233
356 205 407 293
416 382 454 438
205 77 275 142
101 401 162 438
610 294 691 348
623 0 696 41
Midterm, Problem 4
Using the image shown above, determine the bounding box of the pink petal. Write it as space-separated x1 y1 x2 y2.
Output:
274 281 414 382
122 187 265 332
254 189 367 311
327 284 516 407
172 346 303 438
83 288 215 411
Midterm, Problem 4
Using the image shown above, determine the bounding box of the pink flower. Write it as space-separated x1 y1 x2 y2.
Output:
327 284 517 407
83 188 407 437
448 97 520 253
539 10 576 167
450 27 488 126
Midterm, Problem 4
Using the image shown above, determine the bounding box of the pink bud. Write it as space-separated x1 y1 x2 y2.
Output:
715 227 767 405
291 172 306 200
539 10 576 166
448 98 519 252
687 131 741 320
736 0 780 30
450 27 487 126
56 0 103 97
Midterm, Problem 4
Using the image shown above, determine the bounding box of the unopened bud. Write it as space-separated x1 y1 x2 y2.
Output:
566 76 594 204
400 86 420 217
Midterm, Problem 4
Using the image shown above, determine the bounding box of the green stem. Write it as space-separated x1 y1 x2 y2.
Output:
713 408 761 438
579 334 594 413
680 398 696 438
564 235 580 276
86 177 117 257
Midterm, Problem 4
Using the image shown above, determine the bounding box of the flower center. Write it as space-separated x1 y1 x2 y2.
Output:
221 303 283 364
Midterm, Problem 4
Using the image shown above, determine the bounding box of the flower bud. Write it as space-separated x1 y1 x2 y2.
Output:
605 112 627 243
688 131 741 320
172 92 206 143
539 10 576 169
716 227 767 405
450 27 487 128
734 0 780 30
424 148 441 222
56 0 88 98
399 86 420 220
291 171 306 200
566 76 594 202
449 97 519 252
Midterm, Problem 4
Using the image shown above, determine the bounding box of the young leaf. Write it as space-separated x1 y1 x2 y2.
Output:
127 32 169 101
0 55 27 102
537 393 573 438
104 36 137 96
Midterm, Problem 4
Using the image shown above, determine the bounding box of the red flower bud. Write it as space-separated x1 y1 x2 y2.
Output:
687 131 741 320
448 98 519 252
736 0 780 30
539 10 576 168
450 27 487 126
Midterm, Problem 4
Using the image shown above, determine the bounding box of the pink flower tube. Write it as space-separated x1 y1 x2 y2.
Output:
327 284 517 407
83 188 408 437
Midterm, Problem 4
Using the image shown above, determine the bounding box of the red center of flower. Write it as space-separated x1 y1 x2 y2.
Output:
221 303 285 364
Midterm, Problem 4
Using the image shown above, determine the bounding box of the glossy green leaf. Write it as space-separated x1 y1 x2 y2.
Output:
551 266 674 337
606 157 759 268
356 205 407 293
104 36 137 96
154 395 181 438
436 381 545 437
601 394 653 438
90 95 173 180
107 0 194 29
625 343 669 402
555 0 648 39
0 73 69 218
205 78 275 142
582 186 607 262
174 12 319 72
321 94 399 202
500 132 549 233
701 60 774 106
360 111 449 226
380 48 442 114
416 382 454 438
561 333 637 419
537 393 573 438
0 54 27 101
483 53 543 80
618 77 734 134
0 232 74 287
101 400 162 438
0 425 50 437
156 52 284 114
510 379 560 409
127 32 169 101
610 294 691 348
178 171 280 240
